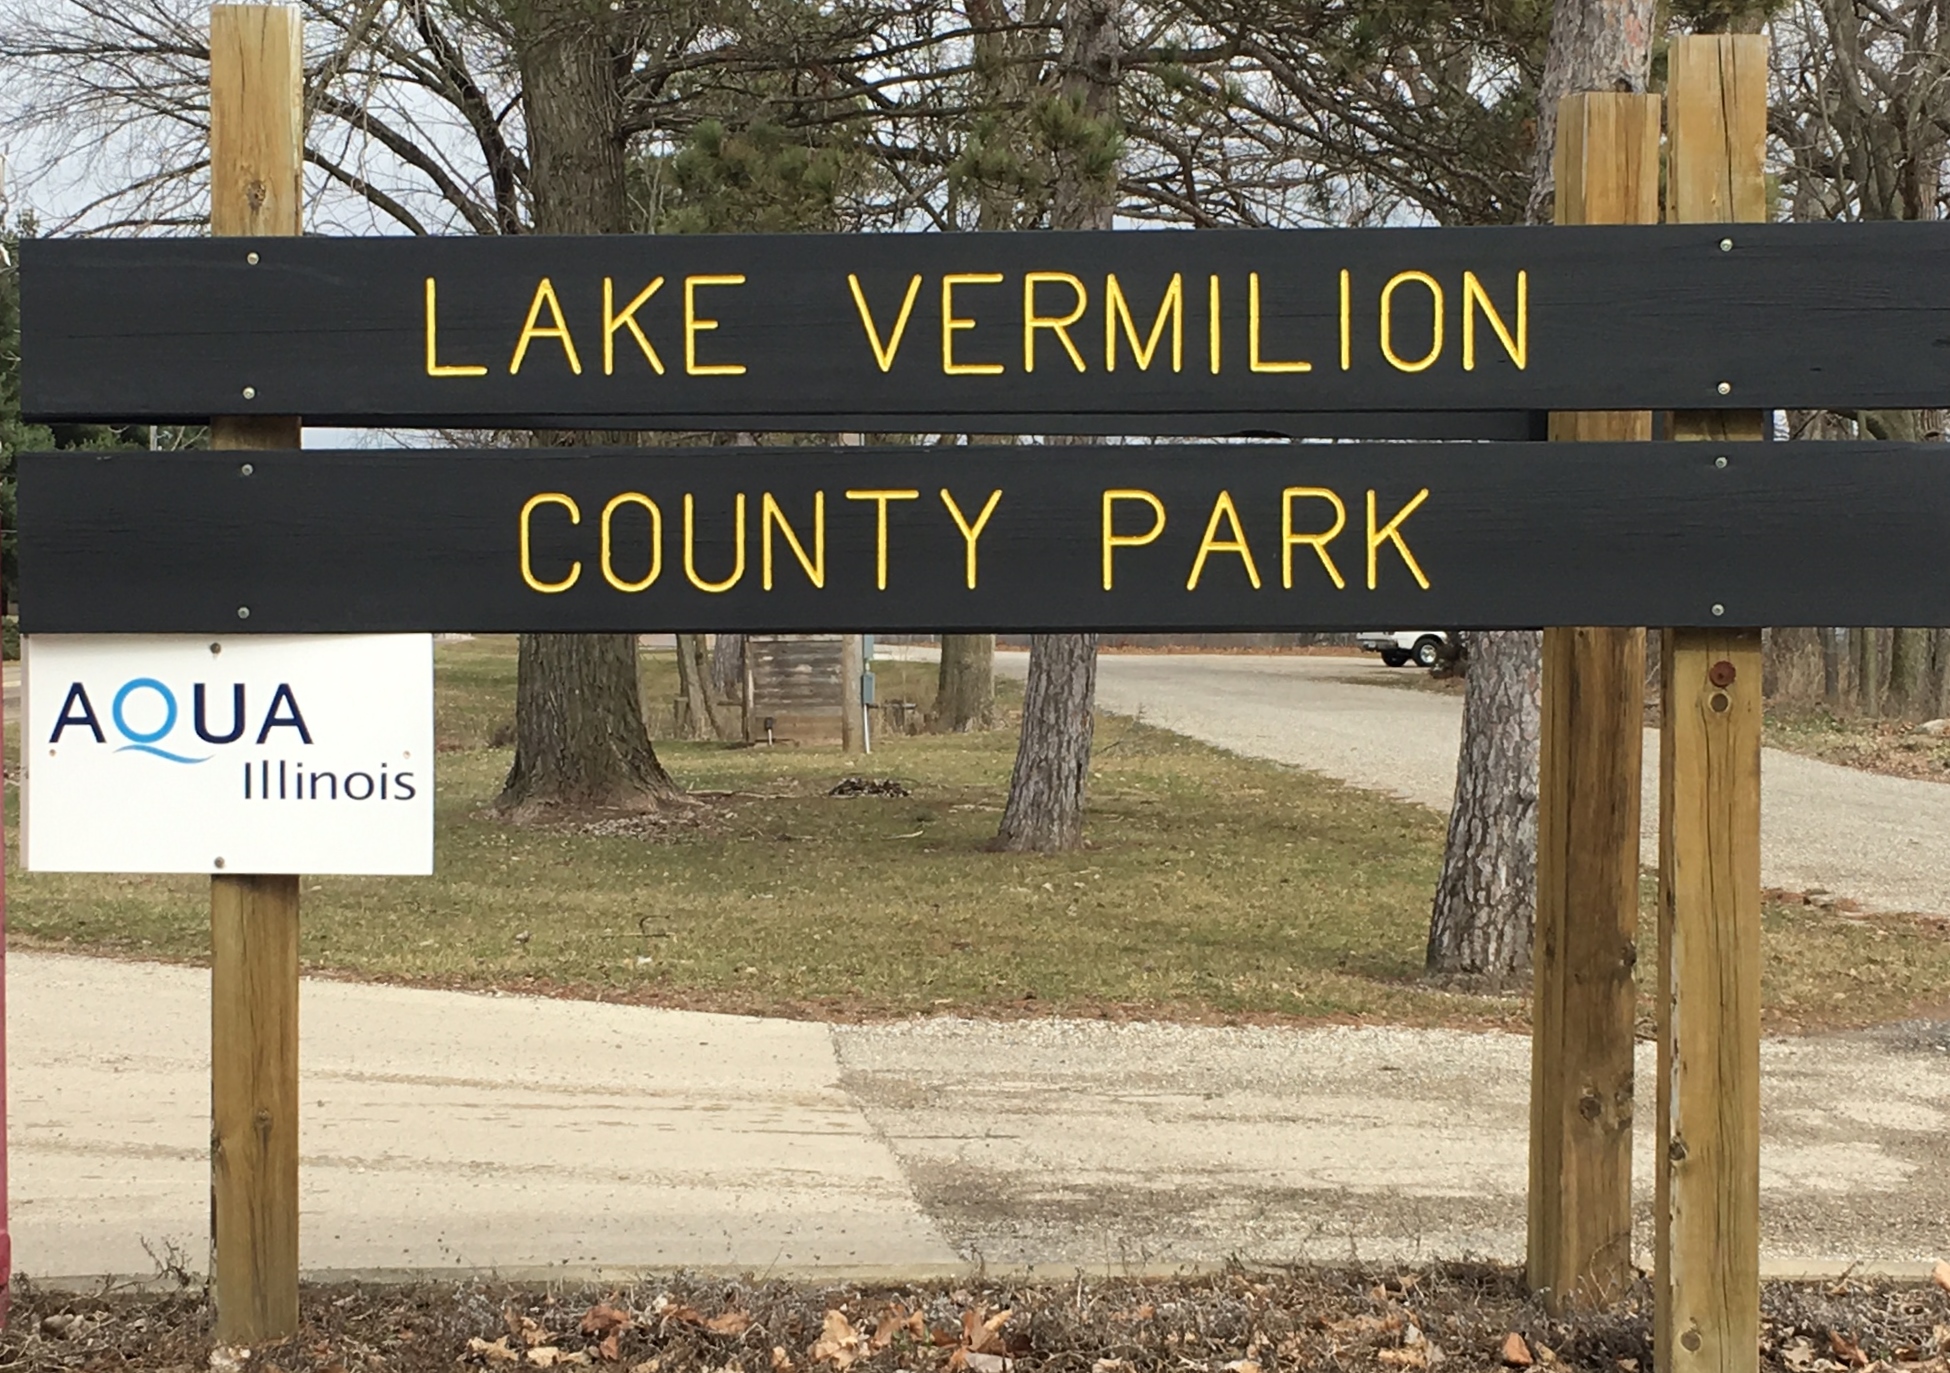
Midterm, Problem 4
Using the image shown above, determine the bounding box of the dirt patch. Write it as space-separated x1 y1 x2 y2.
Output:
1767 711 1950 784
6 1268 1946 1373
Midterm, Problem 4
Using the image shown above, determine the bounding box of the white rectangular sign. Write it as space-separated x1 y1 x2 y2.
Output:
24 634 434 875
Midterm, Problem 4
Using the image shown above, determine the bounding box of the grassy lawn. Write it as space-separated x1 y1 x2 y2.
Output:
7 637 1947 1030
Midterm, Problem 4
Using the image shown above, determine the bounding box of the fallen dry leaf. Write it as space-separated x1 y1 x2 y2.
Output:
871 1305 924 1351
1832 1332 1871 1368
1377 1349 1426 1369
963 1354 1012 1373
471 1337 521 1365
583 1305 635 1340
508 1312 550 1349
962 1308 1017 1357
707 1312 754 1337
771 1346 794 1373
1501 1333 1534 1368
1326 1314 1407 1339
629 1362 660 1373
1935 1262 1950 1295
599 1334 623 1364
811 1310 864 1369
1223 1360 1261 1373
1535 1344 1558 1365
1093 1361 1136 1373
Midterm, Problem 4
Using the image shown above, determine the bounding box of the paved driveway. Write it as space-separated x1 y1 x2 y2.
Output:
984 649 1950 916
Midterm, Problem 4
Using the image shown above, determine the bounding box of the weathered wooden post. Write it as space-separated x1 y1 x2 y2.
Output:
1529 89 1660 1312
208 3 304 1345
1659 32 1768 1373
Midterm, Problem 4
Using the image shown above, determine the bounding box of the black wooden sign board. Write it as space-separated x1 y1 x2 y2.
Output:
20 222 1950 427
20 442 1950 633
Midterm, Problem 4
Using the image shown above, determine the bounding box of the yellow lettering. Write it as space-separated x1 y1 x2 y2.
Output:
1186 490 1263 590
425 277 487 377
1248 273 1311 373
849 273 923 372
845 489 921 589
604 277 666 376
1462 270 1527 370
519 492 581 593
509 277 582 375
941 274 1005 375
600 492 662 592
1105 273 1182 372
1207 274 1221 374
1102 489 1166 590
1338 270 1351 372
683 493 747 592
761 491 825 589
1366 488 1432 590
684 275 748 376
1379 271 1444 373
1282 487 1346 589
939 488 1003 589
1023 272 1088 373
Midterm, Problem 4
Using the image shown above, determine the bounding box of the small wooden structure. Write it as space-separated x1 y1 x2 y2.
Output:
742 635 863 747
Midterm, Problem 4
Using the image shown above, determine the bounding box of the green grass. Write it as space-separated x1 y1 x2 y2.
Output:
8 637 1949 1029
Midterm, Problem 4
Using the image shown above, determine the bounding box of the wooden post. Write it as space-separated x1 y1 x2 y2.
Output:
1659 34 1768 1373
1528 90 1660 1313
841 633 865 753
209 3 304 1346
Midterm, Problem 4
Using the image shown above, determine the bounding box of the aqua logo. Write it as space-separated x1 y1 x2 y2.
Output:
49 679 312 764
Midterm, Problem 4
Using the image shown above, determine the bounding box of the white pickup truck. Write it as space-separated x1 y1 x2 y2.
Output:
1355 630 1456 668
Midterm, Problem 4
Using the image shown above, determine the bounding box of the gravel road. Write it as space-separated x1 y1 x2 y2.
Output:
983 649 1950 916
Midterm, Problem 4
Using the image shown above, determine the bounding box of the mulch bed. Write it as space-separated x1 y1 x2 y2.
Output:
5 1265 1947 1372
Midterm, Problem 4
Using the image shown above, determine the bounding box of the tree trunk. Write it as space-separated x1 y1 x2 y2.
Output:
498 0 678 811
1933 628 1950 719
502 633 680 811
992 0 1119 852
934 634 998 731
1854 627 1883 715
1428 631 1541 980
1430 0 1651 972
995 634 1100 851
1822 627 1843 710
1889 627 1932 717
1524 0 1658 222
674 633 726 740
711 634 746 703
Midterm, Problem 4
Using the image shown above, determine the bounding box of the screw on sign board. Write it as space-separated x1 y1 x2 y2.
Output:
19 222 1950 427
22 635 434 875
17 442 1950 635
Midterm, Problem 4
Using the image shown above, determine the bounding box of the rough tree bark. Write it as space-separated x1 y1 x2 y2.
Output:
1428 632 1543 977
1854 627 1883 715
994 0 1119 852
995 633 1101 850
1429 0 1653 975
1524 0 1659 222
934 635 999 731
498 0 680 811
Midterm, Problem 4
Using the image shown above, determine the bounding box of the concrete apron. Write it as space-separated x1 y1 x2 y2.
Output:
14 951 1947 1285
